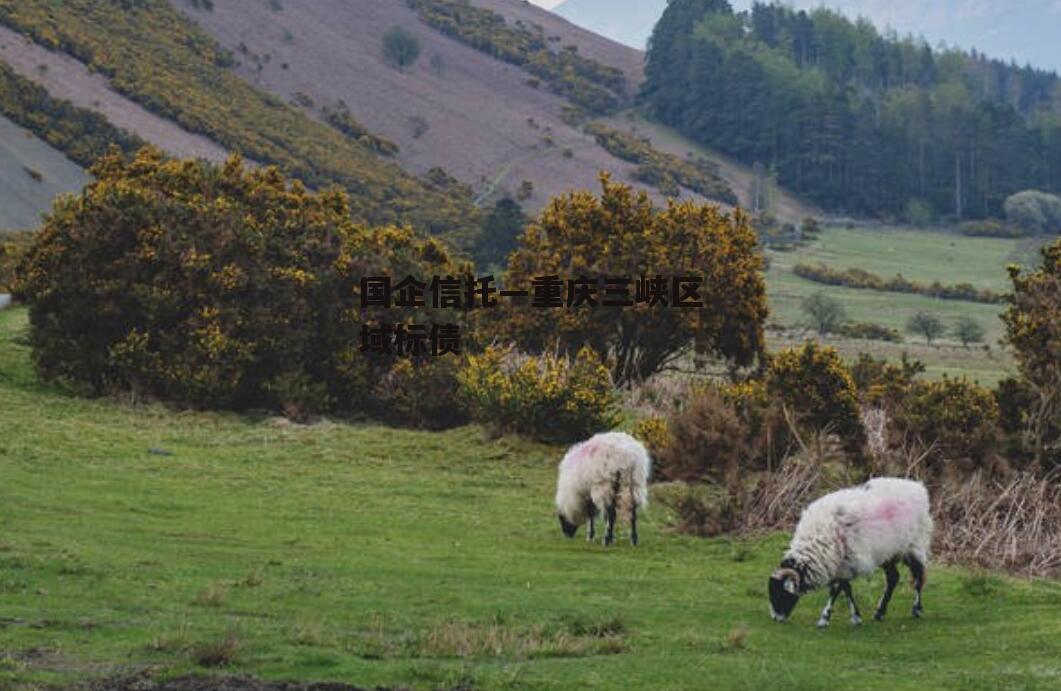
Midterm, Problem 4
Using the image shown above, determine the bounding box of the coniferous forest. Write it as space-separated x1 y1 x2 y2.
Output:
641 0 1061 221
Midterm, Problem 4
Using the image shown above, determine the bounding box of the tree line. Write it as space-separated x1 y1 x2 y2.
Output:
641 0 1061 222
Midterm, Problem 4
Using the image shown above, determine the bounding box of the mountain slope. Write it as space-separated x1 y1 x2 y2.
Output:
173 0 669 213
0 0 480 240
0 114 87 229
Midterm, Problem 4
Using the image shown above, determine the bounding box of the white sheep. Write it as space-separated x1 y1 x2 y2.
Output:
555 431 651 546
768 477 933 628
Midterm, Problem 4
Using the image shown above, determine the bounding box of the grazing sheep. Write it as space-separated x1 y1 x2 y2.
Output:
768 477 933 628
555 432 651 546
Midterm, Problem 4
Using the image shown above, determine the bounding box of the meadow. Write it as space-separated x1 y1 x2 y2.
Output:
0 307 1059 690
764 226 1033 385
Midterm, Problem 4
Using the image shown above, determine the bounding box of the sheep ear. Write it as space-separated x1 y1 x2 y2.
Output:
783 579 798 595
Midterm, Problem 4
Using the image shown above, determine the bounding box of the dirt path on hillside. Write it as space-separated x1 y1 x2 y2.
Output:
0 24 231 162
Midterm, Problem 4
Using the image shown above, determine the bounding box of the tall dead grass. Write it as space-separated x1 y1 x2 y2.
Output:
932 471 1061 578
697 444 1061 579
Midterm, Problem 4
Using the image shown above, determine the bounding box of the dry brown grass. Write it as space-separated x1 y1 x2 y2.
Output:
192 630 241 667
932 471 1061 578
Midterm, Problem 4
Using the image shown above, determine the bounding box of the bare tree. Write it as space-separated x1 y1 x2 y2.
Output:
953 316 985 347
801 292 847 335
907 312 945 345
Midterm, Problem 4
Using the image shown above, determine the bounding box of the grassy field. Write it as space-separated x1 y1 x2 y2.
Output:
764 226 1032 385
0 307 1059 690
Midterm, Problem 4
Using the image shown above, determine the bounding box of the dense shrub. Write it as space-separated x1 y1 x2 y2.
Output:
500 174 767 386
1003 238 1061 468
959 219 1025 238
835 321 903 342
406 0 626 114
0 230 34 293
0 62 144 167
457 345 620 443
850 353 925 410
631 415 670 457
320 102 399 157
372 358 468 430
1004 190 1061 235
895 377 1001 466
655 387 754 483
584 123 737 204
793 263 1002 304
13 149 469 420
765 342 864 447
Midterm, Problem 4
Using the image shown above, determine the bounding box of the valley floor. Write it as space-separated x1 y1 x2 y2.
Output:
0 307 1058 690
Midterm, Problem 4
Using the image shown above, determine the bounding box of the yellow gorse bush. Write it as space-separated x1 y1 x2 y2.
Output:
14 148 470 420
458 345 620 443
497 173 768 387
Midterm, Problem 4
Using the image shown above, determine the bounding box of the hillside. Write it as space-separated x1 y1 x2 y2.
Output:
0 114 87 229
0 0 481 241
642 0 1061 221
0 0 819 240
0 23 231 163
172 0 674 213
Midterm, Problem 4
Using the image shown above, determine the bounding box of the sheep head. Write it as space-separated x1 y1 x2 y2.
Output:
768 566 802 622
558 513 579 538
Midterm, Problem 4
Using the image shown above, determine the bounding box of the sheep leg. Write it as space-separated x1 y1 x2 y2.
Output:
840 580 862 625
874 560 900 621
905 555 926 618
604 503 617 546
630 506 638 546
587 504 598 542
817 581 843 628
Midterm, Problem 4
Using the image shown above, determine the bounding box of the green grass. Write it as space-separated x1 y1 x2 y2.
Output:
780 226 1024 292
0 307 1059 689
764 226 1027 385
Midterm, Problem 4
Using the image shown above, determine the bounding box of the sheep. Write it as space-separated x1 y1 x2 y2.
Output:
768 477 933 628
555 431 650 546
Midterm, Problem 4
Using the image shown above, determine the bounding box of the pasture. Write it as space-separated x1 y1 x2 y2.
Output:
0 307 1058 690
764 226 1033 385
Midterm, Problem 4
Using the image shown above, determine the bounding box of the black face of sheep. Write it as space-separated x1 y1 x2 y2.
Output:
558 514 579 538
769 567 802 622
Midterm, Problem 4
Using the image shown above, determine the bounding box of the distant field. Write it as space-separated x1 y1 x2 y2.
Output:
764 226 1028 385
0 307 1059 690
777 226 1024 292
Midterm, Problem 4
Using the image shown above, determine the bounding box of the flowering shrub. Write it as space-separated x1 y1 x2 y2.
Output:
457 345 619 442
14 148 468 418
896 377 1001 466
632 416 671 457
499 174 767 386
766 342 864 447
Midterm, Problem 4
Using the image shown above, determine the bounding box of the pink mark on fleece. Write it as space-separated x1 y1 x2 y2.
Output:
870 499 909 524
568 440 597 465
